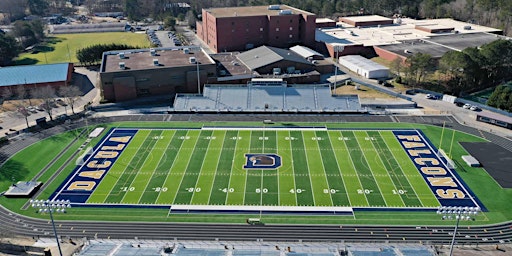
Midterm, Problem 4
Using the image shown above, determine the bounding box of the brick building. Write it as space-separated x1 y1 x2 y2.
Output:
196 5 316 53
99 47 216 102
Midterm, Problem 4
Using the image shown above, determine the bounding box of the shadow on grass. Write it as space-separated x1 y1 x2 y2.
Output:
33 45 55 53
44 37 64 45
0 154 30 184
14 57 39 65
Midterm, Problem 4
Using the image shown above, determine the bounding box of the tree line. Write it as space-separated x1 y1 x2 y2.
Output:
76 43 136 66
390 39 512 100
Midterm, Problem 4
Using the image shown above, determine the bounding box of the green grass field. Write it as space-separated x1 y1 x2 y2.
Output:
15 32 150 65
2 121 511 224
58 128 442 209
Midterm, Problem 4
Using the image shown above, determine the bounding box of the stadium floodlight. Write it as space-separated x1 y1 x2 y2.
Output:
437 205 480 256
29 199 71 256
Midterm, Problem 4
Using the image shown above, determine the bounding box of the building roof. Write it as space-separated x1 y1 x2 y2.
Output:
377 39 453 59
205 5 314 18
341 15 392 24
316 18 336 23
425 33 505 51
318 17 502 47
290 45 324 59
101 47 215 73
237 46 313 70
339 55 389 71
0 63 71 87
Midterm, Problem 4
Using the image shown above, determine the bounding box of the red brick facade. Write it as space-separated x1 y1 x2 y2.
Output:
198 5 316 53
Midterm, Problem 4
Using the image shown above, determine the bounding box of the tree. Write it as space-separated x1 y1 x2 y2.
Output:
487 83 512 112
11 20 45 48
404 53 433 86
27 0 49 16
59 85 82 114
125 0 143 21
33 86 57 121
0 32 20 66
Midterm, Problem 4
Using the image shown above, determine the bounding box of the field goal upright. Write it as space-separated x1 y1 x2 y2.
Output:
76 147 93 165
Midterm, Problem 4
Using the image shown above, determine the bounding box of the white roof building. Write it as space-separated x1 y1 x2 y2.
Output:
339 55 389 79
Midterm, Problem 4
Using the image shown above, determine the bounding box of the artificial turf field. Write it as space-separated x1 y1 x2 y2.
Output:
51 127 480 212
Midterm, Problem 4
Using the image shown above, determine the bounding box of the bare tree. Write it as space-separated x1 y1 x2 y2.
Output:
33 85 57 121
59 85 82 114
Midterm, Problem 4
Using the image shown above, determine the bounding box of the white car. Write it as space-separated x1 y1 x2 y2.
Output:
425 94 437 100
463 104 471 109
470 105 479 111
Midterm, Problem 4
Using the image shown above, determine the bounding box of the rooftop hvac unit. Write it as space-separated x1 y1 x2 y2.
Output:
150 48 156 56
118 52 125 59
119 62 126 70
189 57 196 64
183 48 190 54
153 59 159 66
279 10 292 15
268 5 280 10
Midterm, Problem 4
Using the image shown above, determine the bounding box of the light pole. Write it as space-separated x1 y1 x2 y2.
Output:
30 199 72 256
437 206 480 256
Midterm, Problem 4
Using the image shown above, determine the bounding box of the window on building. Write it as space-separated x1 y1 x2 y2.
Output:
289 34 293 38
289 27 293 31
276 28 279 31
290 19 293 23
232 22 235 25
260 27 263 32
276 36 279 39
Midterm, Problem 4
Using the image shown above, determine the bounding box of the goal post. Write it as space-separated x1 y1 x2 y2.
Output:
76 147 93 165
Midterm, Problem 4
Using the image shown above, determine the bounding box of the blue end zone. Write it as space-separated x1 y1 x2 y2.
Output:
50 128 137 203
393 130 483 210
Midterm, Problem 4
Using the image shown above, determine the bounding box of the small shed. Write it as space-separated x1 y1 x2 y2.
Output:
339 55 389 79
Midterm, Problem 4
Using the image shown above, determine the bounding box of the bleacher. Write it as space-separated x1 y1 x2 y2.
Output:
173 84 363 113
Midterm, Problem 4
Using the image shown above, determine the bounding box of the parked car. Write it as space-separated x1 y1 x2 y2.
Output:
462 103 471 109
470 105 479 111
425 94 437 100
454 101 464 107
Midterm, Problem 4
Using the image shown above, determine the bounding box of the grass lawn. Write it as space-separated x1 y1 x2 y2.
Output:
15 32 150 65
1 121 510 225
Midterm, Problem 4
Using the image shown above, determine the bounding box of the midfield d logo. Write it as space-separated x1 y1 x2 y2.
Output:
243 154 282 169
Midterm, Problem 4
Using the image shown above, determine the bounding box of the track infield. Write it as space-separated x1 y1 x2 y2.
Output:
50 127 481 214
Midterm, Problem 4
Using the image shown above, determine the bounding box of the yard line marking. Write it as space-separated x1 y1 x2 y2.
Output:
313 131 334 207
153 131 186 204
198 130 226 204
120 130 165 203
353 131 388 206
285 130 299 206
165 131 201 204
325 131 352 207
299 131 316 206
339 131 370 206
224 130 240 205
102 130 151 203
367 131 406 207
136 130 175 204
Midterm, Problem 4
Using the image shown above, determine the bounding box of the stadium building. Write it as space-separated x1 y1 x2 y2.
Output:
196 5 317 53
99 47 216 102
0 63 74 95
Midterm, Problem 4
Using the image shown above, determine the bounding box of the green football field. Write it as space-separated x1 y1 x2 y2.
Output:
63 127 444 209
